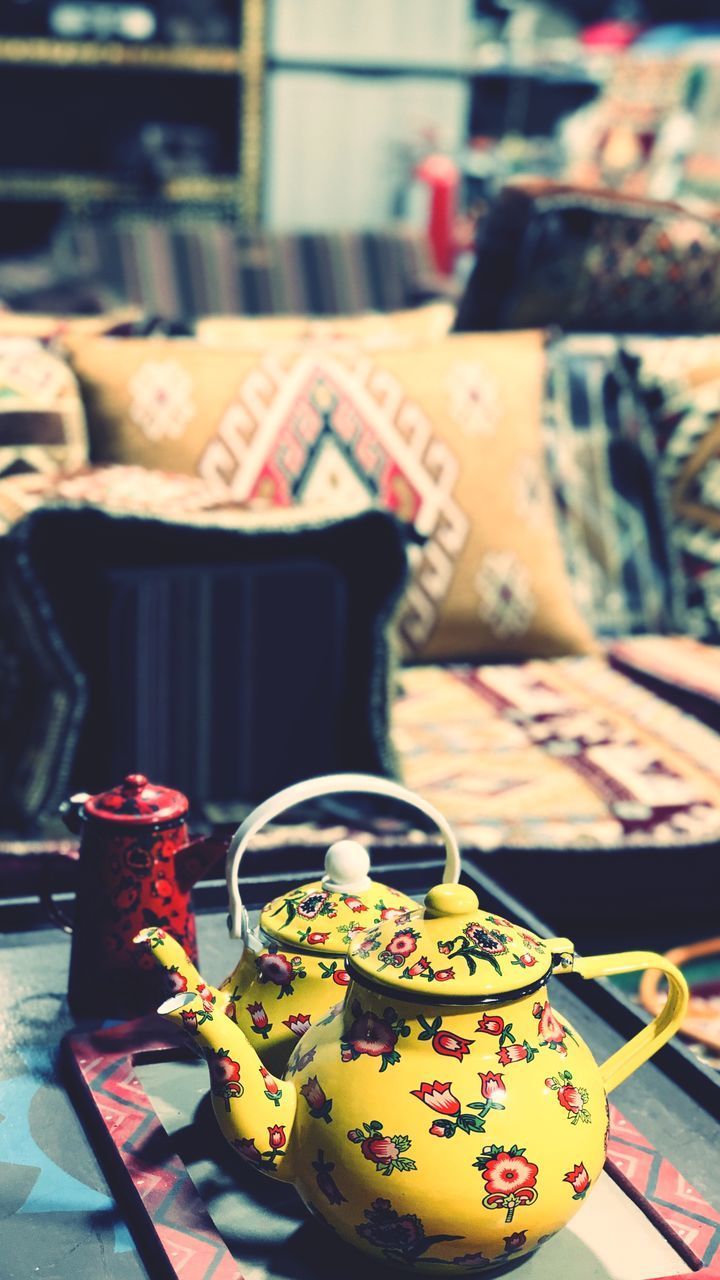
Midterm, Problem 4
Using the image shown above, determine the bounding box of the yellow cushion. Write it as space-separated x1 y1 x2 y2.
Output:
194 301 455 348
65 328 596 661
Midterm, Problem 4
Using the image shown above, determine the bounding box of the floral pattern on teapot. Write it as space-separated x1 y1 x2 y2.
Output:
152 873 689 1275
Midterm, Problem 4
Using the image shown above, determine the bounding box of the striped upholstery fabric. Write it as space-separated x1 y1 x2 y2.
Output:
54 218 441 320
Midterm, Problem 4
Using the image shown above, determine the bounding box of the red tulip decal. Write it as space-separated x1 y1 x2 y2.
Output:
478 1071 507 1105
411 1079 494 1138
282 1012 312 1038
564 1162 591 1199
267 1124 286 1149
411 1081 461 1116
247 1001 272 1039
476 1014 506 1037
497 1042 536 1065
259 1065 283 1106
299 1075 333 1123
313 1150 347 1204
233 1136 262 1164
417 1015 473 1061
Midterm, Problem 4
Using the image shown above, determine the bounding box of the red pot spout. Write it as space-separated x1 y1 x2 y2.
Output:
175 833 229 892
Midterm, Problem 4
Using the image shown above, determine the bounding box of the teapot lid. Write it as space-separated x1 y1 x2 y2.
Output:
259 840 417 955
347 883 552 1002
83 774 189 825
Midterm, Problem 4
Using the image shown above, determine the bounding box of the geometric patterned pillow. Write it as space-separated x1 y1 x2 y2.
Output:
544 334 684 638
65 328 597 661
0 339 87 479
194 301 456 348
621 335 720 642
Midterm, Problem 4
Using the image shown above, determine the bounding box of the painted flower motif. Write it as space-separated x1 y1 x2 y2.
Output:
513 952 537 968
378 906 407 923
313 1150 347 1204
259 1065 282 1106
498 1043 535 1065
533 999 570 1048
153 876 174 901
208 1048 244 1110
164 965 188 995
558 1085 584 1114
267 1124 286 1149
233 1137 262 1163
387 930 418 958
255 951 294 986
504 1231 527 1254
476 1014 505 1036
362 1135 400 1164
418 1014 474 1060
341 1001 409 1070
564 1162 591 1199
433 1030 474 1060
286 1043 317 1076
465 923 507 954
306 931 331 946
405 957 431 978
348 1120 415 1175
434 968 455 981
282 1013 312 1038
180 1007 201 1033
478 1071 507 1105
355 1197 461 1263
195 982 215 1013
247 1001 272 1038
296 891 330 918
333 969 351 985
255 948 305 997
343 896 368 913
411 1081 461 1116
475 1144 539 1222
300 1075 333 1123
480 1154 537 1193
546 1071 591 1124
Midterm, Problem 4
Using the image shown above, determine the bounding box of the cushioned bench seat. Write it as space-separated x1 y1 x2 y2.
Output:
392 655 720 948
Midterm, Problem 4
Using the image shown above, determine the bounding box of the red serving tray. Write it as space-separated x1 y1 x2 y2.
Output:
61 1016 720 1280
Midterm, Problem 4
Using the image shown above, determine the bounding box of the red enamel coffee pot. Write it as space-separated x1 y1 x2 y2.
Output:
61 773 225 1019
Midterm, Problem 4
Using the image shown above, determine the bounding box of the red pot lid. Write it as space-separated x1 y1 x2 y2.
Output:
83 774 189 825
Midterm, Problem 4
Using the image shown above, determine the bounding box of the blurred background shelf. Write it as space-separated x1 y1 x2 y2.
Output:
0 36 242 73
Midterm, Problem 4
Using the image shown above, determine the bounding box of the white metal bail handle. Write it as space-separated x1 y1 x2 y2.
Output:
226 772 462 941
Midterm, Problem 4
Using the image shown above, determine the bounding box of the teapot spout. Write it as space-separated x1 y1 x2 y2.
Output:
134 925 218 1005
158 989 297 1182
174 834 229 893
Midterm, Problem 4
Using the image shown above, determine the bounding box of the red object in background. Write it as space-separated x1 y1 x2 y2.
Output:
580 20 645 48
62 774 226 1019
412 152 461 277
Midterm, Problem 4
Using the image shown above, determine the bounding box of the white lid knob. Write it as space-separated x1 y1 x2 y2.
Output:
322 839 372 892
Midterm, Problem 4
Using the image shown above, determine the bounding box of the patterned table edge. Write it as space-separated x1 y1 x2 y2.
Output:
61 1017 720 1280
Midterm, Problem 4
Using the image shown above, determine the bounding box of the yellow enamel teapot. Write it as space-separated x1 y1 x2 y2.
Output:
137 772 461 1074
155 880 688 1274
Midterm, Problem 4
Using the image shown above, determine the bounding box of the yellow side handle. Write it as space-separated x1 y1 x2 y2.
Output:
572 950 689 1094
